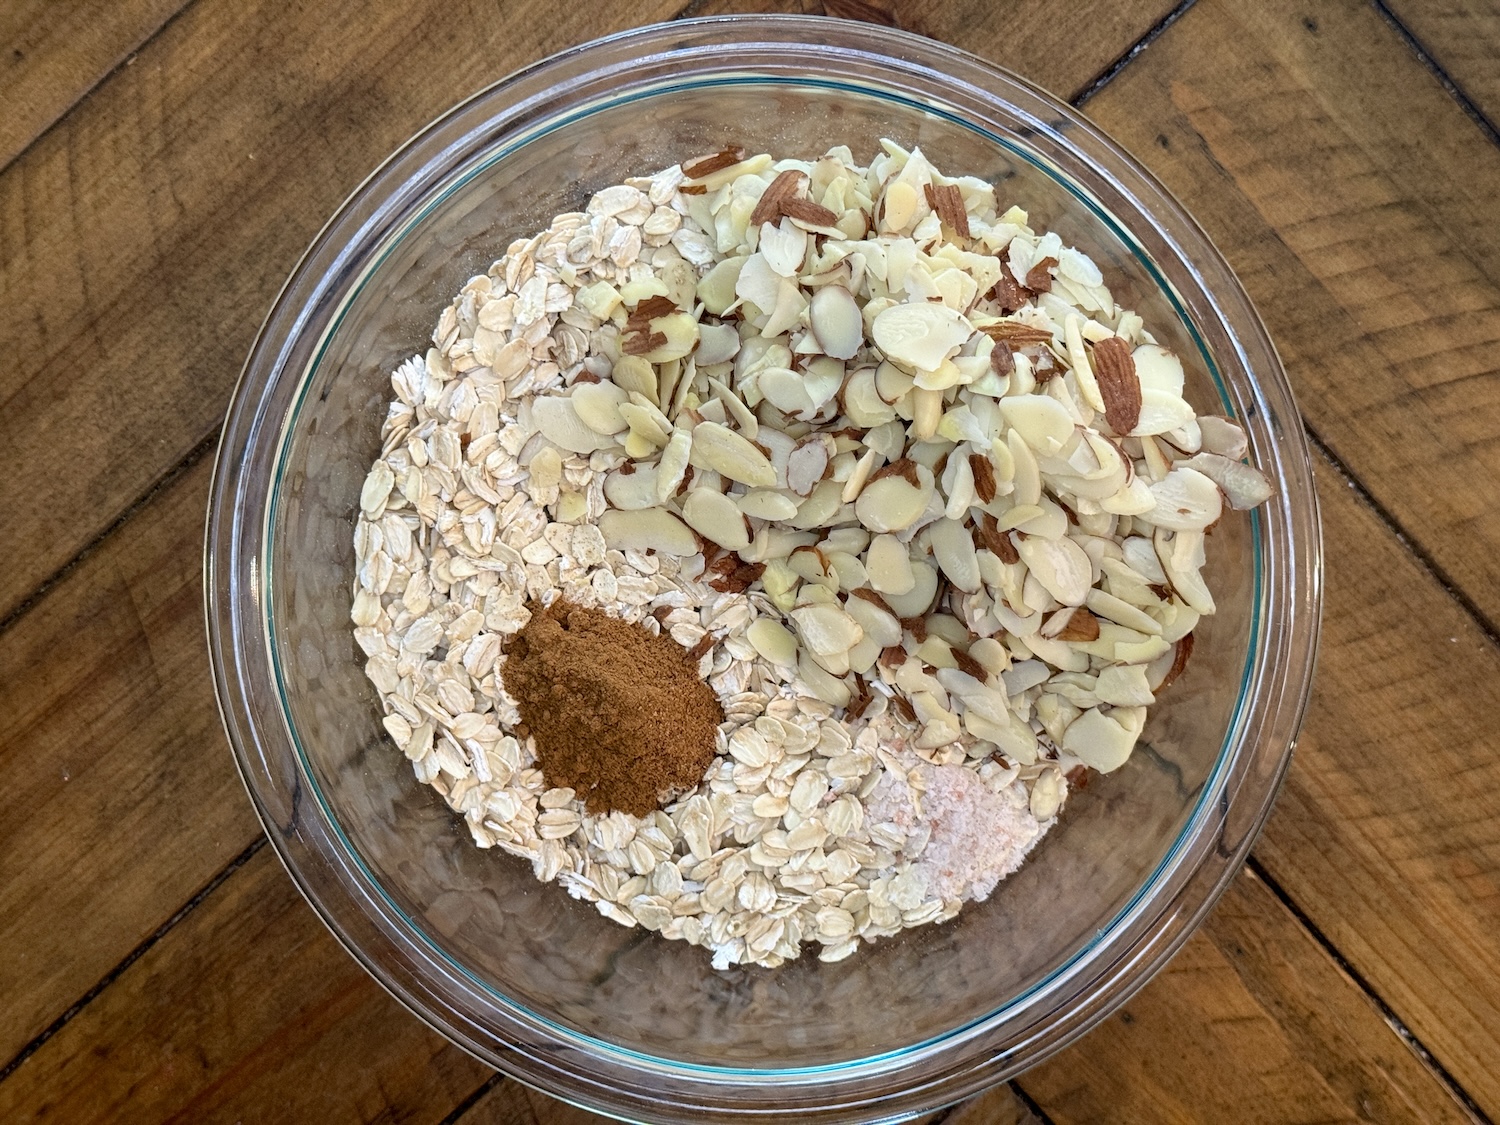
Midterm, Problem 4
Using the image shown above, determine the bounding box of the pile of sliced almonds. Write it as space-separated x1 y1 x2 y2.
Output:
526 140 1271 777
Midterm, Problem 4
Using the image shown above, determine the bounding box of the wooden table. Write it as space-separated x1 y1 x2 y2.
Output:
3 0 1498 1120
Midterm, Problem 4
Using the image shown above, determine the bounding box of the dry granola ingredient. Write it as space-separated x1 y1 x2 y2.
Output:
351 137 1276 971
502 599 723 816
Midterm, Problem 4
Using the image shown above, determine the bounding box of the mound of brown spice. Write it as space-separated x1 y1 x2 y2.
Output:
502 599 723 817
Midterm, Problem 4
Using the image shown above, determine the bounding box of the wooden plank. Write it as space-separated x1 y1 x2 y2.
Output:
0 0 693 624
0 0 188 172
1085 0 1500 628
1248 446 1500 1117
1083 2 1500 1111
0 0 1175 623
1382 1 1500 126
939 1085 1045 1125
1023 867 1476 1123
0 848 491 1124
0 455 262 1067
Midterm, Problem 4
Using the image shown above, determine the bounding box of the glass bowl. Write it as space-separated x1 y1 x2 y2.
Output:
205 16 1321 1123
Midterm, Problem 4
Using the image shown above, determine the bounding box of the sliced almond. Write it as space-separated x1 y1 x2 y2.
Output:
883 180 919 230
999 394 1074 454
1179 452 1273 510
787 479 846 529
1132 343 1185 396
841 447 881 503
911 387 944 442
654 427 693 502
928 517 981 593
570 380 630 435
865 533 916 595
843 591 903 647
681 145 749 180
968 452 997 504
696 324 743 367
1041 605 1100 641
1130 388 1197 437
746 617 798 667
923 182 970 239
791 603 865 656
759 217 808 277
603 463 660 510
692 421 777 488
1146 467 1223 531
855 471 932 534
749 168 807 228
1016 534 1093 607
1092 335 1142 435
843 367 897 427
810 285 864 360
1062 706 1144 773
881 558 940 619
786 435 834 496
978 513 1020 564
871 302 973 372
781 197 840 227
531 395 615 453
682 488 752 551
1155 632 1194 692
738 489 800 521
797 649 851 708
598 507 698 556
1197 415 1249 460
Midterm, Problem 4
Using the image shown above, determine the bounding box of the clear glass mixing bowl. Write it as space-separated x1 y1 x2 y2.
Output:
205 17 1321 1123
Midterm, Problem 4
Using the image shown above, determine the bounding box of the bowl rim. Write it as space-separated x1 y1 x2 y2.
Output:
206 14 1322 1121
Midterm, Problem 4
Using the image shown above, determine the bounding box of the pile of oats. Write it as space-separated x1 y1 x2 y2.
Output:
351 141 1271 969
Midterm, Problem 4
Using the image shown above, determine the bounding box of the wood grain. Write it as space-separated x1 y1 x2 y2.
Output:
0 0 1176 625
1085 0 1500 629
3 0 1498 1121
1251 445 1500 1117
1382 0 1500 126
1085 1 1500 1109
0 0 189 172
0 454 261 1067
0 848 492 1124
1025 866 1476 1123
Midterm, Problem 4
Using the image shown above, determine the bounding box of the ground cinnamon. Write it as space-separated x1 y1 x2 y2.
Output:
502 599 723 817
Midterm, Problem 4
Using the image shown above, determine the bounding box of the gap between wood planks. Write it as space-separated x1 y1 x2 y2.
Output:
0 0 1492 1120
0 837 265 1086
1372 0 1500 151
1246 855 1493 1125
0 0 202 183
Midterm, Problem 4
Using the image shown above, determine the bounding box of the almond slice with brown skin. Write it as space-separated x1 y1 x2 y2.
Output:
977 322 1054 344
978 513 1020 564
1092 335 1142 435
681 145 749 179
923 182 970 239
1156 631 1194 691
1025 256 1058 293
1041 605 1101 642
968 453 997 504
749 169 807 228
780 197 840 227
988 271 1032 313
